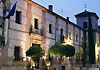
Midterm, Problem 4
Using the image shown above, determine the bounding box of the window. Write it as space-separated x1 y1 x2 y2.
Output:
14 47 20 60
60 28 64 42
16 11 22 24
34 18 38 29
83 22 87 29
76 34 78 41
69 32 72 39
49 24 52 34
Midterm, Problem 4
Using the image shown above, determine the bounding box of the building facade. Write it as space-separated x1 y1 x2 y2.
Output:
0 0 100 69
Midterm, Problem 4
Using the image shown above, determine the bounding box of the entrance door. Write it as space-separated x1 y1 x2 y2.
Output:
32 43 40 46
61 66 65 70
14 47 20 60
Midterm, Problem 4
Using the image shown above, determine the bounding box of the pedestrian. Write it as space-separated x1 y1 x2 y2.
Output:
45 66 48 70
30 57 35 70
80 66 82 70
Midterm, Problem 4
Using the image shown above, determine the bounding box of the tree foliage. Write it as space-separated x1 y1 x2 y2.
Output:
49 42 64 56
82 30 87 66
26 45 45 58
88 15 95 64
26 45 45 69
62 44 75 57
76 47 83 59
49 42 75 57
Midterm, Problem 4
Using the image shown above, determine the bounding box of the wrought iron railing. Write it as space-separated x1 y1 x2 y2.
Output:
30 29 44 36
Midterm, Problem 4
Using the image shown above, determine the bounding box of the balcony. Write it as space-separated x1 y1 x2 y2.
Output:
29 28 44 43
29 29 44 36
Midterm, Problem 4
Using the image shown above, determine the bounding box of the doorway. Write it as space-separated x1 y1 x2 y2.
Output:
14 47 20 60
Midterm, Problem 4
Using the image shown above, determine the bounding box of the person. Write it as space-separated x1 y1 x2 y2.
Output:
30 57 35 70
45 66 50 70
42 59 45 66
27 61 31 70
45 66 48 70
54 67 56 70
80 66 82 70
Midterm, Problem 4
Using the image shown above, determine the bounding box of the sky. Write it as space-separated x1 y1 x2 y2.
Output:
32 0 100 25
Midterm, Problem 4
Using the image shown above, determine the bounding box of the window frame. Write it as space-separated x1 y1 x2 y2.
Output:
76 34 78 41
83 22 87 29
34 18 38 29
16 10 22 24
49 24 52 34
60 28 64 42
69 32 72 40
14 46 20 60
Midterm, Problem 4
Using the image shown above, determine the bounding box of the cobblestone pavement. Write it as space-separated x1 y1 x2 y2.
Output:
73 67 99 70
88 68 99 70
73 67 100 70
73 65 100 70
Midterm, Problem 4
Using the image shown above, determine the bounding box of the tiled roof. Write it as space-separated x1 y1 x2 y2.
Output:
75 10 99 19
28 0 83 30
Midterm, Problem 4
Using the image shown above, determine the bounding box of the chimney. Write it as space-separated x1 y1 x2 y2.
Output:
66 17 69 20
48 5 53 12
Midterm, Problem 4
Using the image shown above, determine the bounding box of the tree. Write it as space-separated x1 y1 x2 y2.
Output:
62 44 75 57
82 30 87 66
49 43 75 70
76 47 83 64
26 45 45 69
49 42 75 57
88 15 95 64
49 42 64 56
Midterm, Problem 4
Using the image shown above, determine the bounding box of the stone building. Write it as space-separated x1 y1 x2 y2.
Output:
0 0 100 70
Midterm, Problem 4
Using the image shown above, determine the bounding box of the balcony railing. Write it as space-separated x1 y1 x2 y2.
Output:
30 29 44 36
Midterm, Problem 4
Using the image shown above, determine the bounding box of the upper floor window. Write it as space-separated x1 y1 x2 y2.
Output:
34 18 38 29
16 11 22 24
60 28 64 42
49 24 52 34
76 34 78 41
69 32 72 39
83 22 87 29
